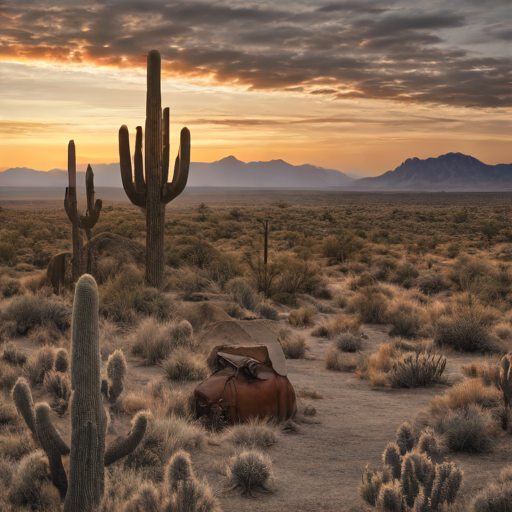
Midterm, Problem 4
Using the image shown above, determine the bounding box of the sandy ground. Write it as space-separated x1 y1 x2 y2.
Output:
12 322 510 512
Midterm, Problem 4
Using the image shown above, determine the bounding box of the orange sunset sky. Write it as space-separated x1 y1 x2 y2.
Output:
0 0 510 176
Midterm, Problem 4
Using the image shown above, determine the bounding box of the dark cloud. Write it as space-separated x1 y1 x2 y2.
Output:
0 0 510 108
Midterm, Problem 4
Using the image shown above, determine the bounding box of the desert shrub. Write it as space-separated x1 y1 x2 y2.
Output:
227 277 260 311
0 394 18 425
494 322 512 341
386 353 446 388
224 302 245 319
123 379 191 418
335 333 363 353
288 305 317 327
347 287 389 324
0 242 16 264
311 314 361 338
297 387 324 400
257 303 279 321
322 233 363 263
436 316 500 353
0 361 19 391
163 348 208 381
273 257 325 297
131 318 177 365
28 325 61 347
100 466 147 512
429 378 502 417
25 346 55 385
417 272 448 295
392 261 419 288
43 371 71 411
461 361 500 387
325 348 359 372
100 265 174 323
277 329 307 359
124 416 204 477
2 343 27 366
165 265 217 293
227 450 273 496
387 300 426 338
166 237 220 269
224 419 280 448
0 277 21 298
3 293 70 336
349 272 375 291
435 404 496 453
8 450 60 511
472 467 512 512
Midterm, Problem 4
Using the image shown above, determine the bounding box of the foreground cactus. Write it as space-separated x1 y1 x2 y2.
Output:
64 274 107 512
119 49 191 288
11 275 148 505
64 142 102 281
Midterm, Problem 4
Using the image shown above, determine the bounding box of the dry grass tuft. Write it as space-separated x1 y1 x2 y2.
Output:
24 346 55 385
227 450 274 496
334 333 363 353
2 342 27 367
288 305 317 327
347 287 389 324
311 314 361 338
162 348 209 382
277 328 307 359
224 418 280 448
325 348 359 372
296 387 324 400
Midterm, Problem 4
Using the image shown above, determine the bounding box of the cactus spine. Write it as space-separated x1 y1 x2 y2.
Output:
119 49 191 288
64 143 102 281
64 274 107 512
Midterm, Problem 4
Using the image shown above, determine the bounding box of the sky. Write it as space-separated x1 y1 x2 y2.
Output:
0 0 511 176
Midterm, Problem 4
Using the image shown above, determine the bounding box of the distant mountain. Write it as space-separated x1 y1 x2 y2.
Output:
350 153 512 191
0 157 353 189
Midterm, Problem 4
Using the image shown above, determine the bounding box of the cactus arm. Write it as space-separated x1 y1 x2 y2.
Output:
35 402 69 499
134 126 146 195
104 412 148 466
85 164 95 213
119 125 146 208
162 107 170 183
11 377 37 438
79 165 102 240
161 127 190 204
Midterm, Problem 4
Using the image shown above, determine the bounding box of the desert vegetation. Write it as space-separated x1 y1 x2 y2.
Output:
3 191 512 509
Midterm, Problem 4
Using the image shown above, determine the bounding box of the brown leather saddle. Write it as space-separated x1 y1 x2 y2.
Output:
194 343 296 426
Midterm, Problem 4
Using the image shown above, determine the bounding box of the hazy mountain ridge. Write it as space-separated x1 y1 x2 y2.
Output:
2 153 511 191
0 157 353 189
350 153 512 190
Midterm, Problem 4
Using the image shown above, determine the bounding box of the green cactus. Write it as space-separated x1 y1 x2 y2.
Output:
64 274 107 512
64 143 102 281
166 450 194 491
376 481 406 512
34 402 70 499
55 348 69 373
11 377 37 438
118 49 191 288
106 349 127 402
383 443 402 480
104 411 148 466
400 454 420 508
396 422 414 455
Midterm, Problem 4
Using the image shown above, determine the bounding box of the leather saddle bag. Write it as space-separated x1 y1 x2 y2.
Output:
194 344 296 425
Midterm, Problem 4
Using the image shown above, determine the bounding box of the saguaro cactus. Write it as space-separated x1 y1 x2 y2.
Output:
64 274 107 512
64 142 102 281
119 49 191 288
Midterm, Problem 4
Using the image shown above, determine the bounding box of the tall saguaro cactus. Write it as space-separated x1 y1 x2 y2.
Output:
64 274 107 512
64 142 102 281
119 49 191 288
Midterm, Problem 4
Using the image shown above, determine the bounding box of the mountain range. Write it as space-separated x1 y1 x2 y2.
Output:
1 153 511 191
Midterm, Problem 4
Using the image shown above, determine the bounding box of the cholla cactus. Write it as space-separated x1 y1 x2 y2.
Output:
396 422 415 455
401 454 420 508
166 450 194 491
499 353 512 409
383 443 402 480
376 481 406 512
105 349 127 402
118 49 191 288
